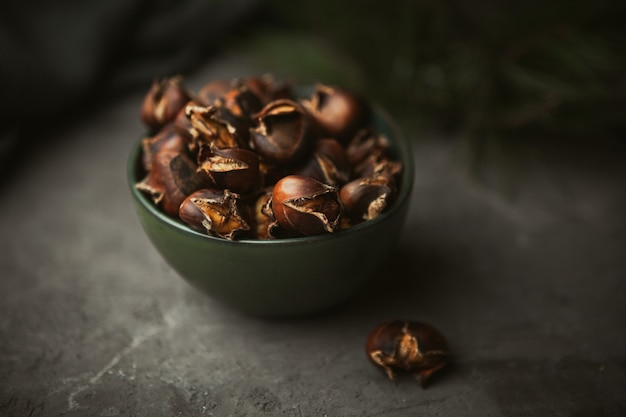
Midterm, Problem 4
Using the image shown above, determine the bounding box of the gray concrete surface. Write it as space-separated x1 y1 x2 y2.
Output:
1 55 625 416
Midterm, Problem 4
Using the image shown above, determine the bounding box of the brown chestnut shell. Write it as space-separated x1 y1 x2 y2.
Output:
292 138 350 186
184 103 242 151
300 83 369 144
196 79 234 107
366 320 449 387
197 146 261 194
140 75 191 131
179 188 251 240
249 99 313 165
270 175 342 237
340 175 395 224
136 150 208 217
140 123 189 171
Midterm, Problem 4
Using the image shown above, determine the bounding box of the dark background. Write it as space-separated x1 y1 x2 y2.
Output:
2 0 624 139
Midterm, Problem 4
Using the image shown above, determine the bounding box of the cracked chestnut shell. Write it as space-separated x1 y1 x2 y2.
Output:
140 123 189 171
340 175 395 224
216 84 264 120
249 99 313 165
196 79 233 106
135 150 207 217
252 188 275 240
179 188 250 240
346 128 391 169
270 175 342 237
355 156 403 183
366 320 449 387
301 84 369 144
238 74 295 105
293 138 350 186
197 146 260 194
184 103 242 150
140 75 191 131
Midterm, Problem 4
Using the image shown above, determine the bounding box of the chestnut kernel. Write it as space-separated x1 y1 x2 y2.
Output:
366 320 449 387
249 99 313 164
140 75 191 131
271 175 342 237
252 188 275 239
179 188 250 239
197 146 260 194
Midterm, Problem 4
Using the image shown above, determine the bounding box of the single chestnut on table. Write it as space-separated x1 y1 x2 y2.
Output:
366 320 450 387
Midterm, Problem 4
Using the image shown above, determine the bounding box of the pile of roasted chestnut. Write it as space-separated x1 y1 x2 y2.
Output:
135 74 402 240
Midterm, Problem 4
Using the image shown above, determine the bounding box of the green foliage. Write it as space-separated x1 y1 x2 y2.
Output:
261 0 626 138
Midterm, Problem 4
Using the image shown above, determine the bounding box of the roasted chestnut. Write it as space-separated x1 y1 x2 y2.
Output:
354 155 402 183
346 128 391 169
340 175 395 224
184 103 241 150
216 84 264 119
179 188 250 240
237 74 295 105
196 146 260 194
136 150 208 217
140 75 191 131
249 99 313 165
252 188 275 239
172 101 197 141
140 123 189 171
293 138 350 186
300 83 369 144
196 79 233 107
270 175 342 237
366 320 449 387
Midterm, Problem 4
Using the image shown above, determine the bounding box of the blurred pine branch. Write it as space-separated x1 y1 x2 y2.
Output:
260 0 626 139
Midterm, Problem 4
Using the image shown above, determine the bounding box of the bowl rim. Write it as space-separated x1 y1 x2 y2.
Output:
127 103 414 247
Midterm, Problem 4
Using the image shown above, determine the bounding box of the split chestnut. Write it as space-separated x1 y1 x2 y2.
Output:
135 74 404 240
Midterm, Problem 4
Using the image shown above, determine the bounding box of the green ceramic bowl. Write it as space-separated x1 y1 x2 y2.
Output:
127 106 414 318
